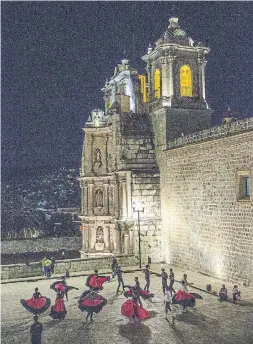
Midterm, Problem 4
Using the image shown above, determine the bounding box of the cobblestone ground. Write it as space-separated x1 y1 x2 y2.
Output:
1 266 253 344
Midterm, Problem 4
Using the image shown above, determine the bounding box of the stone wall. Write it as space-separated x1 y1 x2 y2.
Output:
1 255 136 280
119 113 157 170
1 237 82 255
131 172 163 263
158 121 253 286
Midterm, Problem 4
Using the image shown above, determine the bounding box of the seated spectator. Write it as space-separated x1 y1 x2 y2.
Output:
232 285 241 302
218 284 228 301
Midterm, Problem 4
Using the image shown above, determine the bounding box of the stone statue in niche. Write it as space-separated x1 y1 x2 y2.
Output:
96 226 104 243
94 148 102 167
95 190 103 207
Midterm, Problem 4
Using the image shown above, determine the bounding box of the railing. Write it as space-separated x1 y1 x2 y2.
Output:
166 117 253 150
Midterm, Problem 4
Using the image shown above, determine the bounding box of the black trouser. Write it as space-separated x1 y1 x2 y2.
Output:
86 311 93 322
144 279 150 291
45 266 51 277
133 304 139 319
169 279 176 294
134 293 142 307
162 282 167 294
165 302 171 314
117 278 124 293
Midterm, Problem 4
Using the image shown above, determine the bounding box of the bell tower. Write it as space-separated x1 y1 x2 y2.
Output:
142 17 213 145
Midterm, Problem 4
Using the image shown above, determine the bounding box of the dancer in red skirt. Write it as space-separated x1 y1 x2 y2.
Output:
86 270 110 292
49 290 67 320
50 277 79 301
78 289 107 323
121 296 150 324
20 287 51 315
124 285 154 301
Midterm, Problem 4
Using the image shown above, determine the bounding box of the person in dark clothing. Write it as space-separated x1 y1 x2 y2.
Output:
144 265 150 292
161 268 168 294
116 266 124 294
33 287 42 299
133 277 143 307
30 316 43 344
50 257 55 274
169 268 176 294
111 256 118 278
132 296 140 323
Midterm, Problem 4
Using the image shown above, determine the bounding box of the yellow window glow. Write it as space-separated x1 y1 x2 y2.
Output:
180 65 192 97
154 69 161 99
138 75 147 103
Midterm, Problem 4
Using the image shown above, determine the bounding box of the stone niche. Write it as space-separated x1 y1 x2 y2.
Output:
95 226 105 251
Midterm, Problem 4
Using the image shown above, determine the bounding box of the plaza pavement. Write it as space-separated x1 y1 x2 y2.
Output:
1 264 253 344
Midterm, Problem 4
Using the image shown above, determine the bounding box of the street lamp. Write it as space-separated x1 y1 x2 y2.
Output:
132 201 144 268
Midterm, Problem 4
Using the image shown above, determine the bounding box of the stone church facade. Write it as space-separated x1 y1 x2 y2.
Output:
80 18 253 285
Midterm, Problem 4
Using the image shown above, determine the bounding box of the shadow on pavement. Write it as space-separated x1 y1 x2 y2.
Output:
176 311 207 326
118 323 152 344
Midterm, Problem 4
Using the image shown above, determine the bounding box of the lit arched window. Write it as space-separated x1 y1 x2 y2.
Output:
154 69 161 99
180 65 192 97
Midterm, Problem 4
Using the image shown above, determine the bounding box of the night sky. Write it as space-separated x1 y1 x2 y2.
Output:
2 1 253 174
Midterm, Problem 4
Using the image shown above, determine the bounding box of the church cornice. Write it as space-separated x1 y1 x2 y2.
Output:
142 44 210 63
82 127 111 133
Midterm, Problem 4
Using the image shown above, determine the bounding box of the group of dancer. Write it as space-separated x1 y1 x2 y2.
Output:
112 259 203 322
20 268 153 330
20 261 211 343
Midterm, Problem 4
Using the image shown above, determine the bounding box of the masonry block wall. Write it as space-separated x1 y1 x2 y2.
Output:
159 119 253 286
118 113 157 169
115 113 163 262
131 172 163 263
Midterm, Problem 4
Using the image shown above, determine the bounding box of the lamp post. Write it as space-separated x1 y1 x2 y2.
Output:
132 202 144 268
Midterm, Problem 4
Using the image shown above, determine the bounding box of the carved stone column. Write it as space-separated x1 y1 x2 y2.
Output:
168 55 175 98
82 222 88 251
201 59 207 100
103 226 110 251
89 225 96 252
105 133 109 173
113 227 120 254
109 184 115 216
85 135 93 175
83 183 88 215
122 180 127 218
129 230 134 254
147 62 152 99
104 183 109 215
161 57 168 98
126 172 132 218
114 182 119 218
124 234 129 255
88 182 94 216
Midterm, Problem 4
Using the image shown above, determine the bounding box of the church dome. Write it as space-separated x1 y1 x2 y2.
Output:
159 17 192 46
